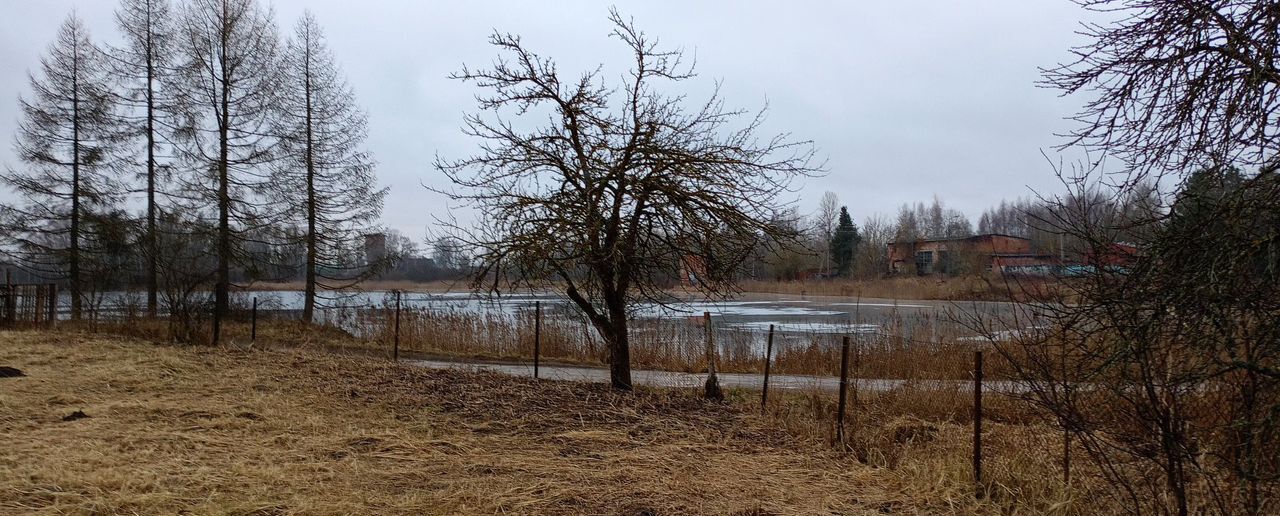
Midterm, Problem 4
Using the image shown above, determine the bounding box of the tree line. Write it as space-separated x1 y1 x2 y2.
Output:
0 0 386 342
743 187 1163 281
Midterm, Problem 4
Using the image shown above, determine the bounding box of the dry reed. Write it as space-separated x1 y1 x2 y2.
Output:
737 275 1063 302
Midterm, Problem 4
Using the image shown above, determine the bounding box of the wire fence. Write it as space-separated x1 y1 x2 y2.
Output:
12 286 1054 497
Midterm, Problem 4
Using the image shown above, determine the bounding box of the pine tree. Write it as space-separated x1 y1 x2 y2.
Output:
829 206 861 277
2 14 122 320
275 11 385 324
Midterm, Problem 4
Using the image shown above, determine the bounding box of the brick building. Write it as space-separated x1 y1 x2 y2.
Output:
887 234 1056 275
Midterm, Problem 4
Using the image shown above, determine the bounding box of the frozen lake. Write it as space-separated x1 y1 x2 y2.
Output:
64 288 1032 348
241 289 1027 344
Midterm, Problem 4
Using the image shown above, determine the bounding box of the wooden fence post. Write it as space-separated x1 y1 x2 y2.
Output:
393 290 401 362
703 311 722 400
533 300 542 379
836 334 851 446
852 333 860 409
4 270 14 325
47 283 57 326
250 297 258 343
974 350 984 495
761 324 775 414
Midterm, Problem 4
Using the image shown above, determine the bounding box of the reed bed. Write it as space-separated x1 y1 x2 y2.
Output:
737 275 1062 302
339 301 1019 381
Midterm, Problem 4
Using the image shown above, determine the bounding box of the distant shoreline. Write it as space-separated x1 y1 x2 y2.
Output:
238 275 1048 303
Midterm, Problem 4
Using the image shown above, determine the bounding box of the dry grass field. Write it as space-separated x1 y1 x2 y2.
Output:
1 330 1083 515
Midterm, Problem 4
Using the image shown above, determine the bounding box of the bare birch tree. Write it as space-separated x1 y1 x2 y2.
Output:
815 191 839 274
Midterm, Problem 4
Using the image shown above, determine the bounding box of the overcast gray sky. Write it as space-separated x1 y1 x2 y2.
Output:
1 0 1099 240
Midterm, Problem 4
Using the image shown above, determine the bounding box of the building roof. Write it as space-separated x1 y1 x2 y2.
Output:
990 253 1057 258
886 233 1031 246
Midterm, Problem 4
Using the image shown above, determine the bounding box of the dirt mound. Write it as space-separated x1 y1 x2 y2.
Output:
62 410 90 422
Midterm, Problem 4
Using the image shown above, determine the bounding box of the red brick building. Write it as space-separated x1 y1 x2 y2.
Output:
1085 242 1140 267
887 234 1054 275
679 255 706 287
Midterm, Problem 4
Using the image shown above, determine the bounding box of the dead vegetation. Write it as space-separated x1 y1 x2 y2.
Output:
344 304 1021 380
0 330 1097 514
736 276 1064 303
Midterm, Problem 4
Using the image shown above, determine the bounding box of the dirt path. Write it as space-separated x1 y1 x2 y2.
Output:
407 358 1024 393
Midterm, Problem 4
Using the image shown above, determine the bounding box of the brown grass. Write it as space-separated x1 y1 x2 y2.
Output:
737 276 1062 302
0 330 1096 514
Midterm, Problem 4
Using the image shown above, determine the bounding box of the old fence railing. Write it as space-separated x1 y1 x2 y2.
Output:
0 283 57 327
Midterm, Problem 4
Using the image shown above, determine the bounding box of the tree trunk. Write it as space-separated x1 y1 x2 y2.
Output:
69 37 82 321
607 319 633 391
569 284 634 391
212 22 230 346
145 8 158 318
302 40 317 324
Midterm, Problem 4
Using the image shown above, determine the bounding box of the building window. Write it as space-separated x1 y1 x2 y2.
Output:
915 251 933 275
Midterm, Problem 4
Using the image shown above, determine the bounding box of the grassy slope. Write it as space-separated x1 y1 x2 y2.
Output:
0 330 1079 515
0 331 889 515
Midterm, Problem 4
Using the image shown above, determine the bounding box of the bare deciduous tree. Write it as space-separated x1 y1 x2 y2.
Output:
1044 0 1280 180
275 11 385 323
815 191 839 274
2 14 122 320
170 0 281 344
437 10 819 390
108 0 176 317
991 2 1280 514
431 236 465 272
854 213 892 277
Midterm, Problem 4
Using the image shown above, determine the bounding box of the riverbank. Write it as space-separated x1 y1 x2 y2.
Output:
240 275 1057 303
1 330 1080 514
736 275 1062 302
240 279 469 293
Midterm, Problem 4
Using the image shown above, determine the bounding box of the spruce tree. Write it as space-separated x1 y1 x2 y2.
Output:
829 206 861 277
